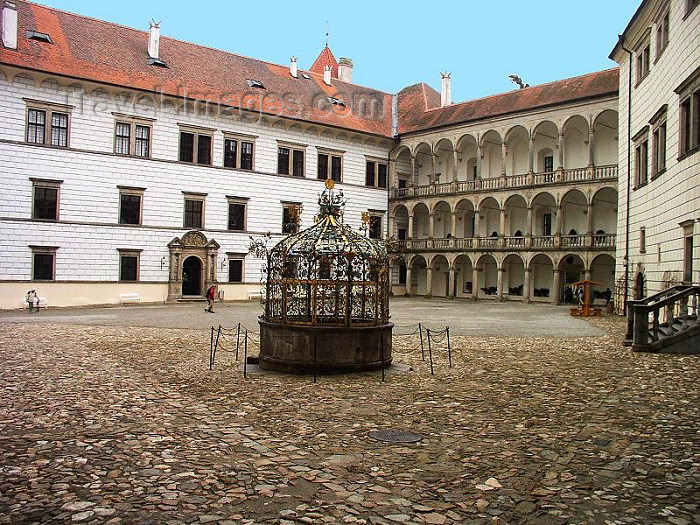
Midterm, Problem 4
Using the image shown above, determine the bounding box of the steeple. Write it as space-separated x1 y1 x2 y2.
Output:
309 45 339 79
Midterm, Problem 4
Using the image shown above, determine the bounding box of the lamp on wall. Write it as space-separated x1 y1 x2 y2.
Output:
220 256 228 270
160 256 166 270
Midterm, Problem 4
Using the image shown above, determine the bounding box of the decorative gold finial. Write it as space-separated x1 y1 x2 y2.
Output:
325 178 335 190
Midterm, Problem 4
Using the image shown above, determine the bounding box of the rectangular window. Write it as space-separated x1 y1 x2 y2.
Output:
639 227 646 254
228 255 244 283
635 140 649 187
365 160 388 188
398 264 407 285
543 213 552 236
398 178 407 189
119 187 144 225
134 125 150 157
223 135 255 170
378 163 387 188
282 203 302 234
227 198 247 231
32 248 56 281
115 122 131 154
636 41 651 84
277 144 305 176
317 151 343 182
366 161 376 186
26 103 71 147
651 120 667 178
32 179 61 221
114 118 152 157
118 250 141 282
179 130 212 165
544 155 554 173
683 234 694 283
183 193 206 229
656 10 670 59
369 215 383 239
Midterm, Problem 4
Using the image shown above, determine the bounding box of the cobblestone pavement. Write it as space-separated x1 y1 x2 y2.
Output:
0 311 698 524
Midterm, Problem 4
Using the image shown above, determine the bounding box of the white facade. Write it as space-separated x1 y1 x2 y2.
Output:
612 0 700 298
0 67 391 308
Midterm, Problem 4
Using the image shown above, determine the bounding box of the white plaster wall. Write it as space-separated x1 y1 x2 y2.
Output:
614 0 700 293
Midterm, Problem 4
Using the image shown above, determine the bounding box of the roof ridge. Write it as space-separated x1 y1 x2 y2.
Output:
421 67 619 114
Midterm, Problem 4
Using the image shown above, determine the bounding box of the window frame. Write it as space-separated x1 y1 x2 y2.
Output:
118 186 145 226
223 132 257 171
182 191 207 229
282 201 303 234
30 245 58 281
365 157 389 189
117 248 142 282
639 226 646 254
226 252 246 283
113 114 154 158
277 141 306 177
227 196 248 232
655 7 670 60
675 67 700 159
649 106 667 180
316 148 344 182
367 210 385 240
24 99 72 148
634 31 652 86
30 177 62 221
178 124 214 165
632 126 650 189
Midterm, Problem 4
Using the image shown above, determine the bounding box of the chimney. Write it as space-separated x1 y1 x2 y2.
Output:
338 57 353 83
2 1 17 50
290 56 298 78
441 72 451 107
323 65 332 86
148 19 160 59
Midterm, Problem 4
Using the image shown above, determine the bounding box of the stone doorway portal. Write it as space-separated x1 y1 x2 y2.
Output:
182 256 202 296
167 231 220 301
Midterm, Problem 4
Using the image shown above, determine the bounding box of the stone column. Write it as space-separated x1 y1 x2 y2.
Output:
526 206 533 248
523 268 531 303
475 144 482 179
426 266 433 297
405 266 412 296
554 205 562 247
472 266 480 300
528 136 534 174
474 211 481 238
429 213 435 238
450 211 457 238
500 208 506 237
585 268 592 282
501 142 507 176
431 154 437 183
556 132 564 181
497 266 505 301
388 215 395 238
410 156 417 186
586 202 594 247
408 214 414 239
552 269 561 304
448 266 456 298
452 149 459 181
588 128 595 167
389 159 397 189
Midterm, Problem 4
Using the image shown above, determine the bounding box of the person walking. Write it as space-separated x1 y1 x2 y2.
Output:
26 290 36 313
205 284 217 313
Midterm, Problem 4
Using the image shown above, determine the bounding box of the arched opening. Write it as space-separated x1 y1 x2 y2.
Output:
412 203 430 239
456 134 478 182
503 254 525 297
592 187 618 246
414 142 433 186
531 192 557 245
433 201 451 238
455 199 475 238
481 130 503 179
410 255 428 296
392 204 409 240
530 254 554 302
434 138 455 184
562 115 589 170
477 197 500 238
559 254 585 303
590 254 616 305
477 254 498 298
533 120 559 176
431 255 450 297
592 110 619 167
454 254 474 298
392 146 413 189
504 195 528 240
504 125 529 177
561 189 588 246
182 256 203 296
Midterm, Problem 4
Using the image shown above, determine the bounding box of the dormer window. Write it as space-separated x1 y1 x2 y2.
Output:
301 73 311 80
327 97 346 108
27 31 52 43
148 57 169 68
246 79 265 89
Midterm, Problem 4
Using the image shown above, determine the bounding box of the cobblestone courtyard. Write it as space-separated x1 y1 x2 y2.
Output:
0 299 698 524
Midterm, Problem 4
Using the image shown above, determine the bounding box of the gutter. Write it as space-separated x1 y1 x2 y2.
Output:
617 34 633 311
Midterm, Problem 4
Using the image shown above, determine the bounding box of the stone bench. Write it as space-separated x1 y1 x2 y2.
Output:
247 290 264 301
119 293 141 304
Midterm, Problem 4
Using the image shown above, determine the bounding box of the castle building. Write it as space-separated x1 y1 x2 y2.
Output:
610 0 700 299
0 0 696 309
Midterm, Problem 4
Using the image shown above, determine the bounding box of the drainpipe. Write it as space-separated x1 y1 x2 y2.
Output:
618 34 633 312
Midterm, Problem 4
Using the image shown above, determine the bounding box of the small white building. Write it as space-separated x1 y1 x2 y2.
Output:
610 0 700 300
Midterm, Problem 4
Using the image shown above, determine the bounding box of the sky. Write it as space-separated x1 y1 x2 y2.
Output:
34 0 641 103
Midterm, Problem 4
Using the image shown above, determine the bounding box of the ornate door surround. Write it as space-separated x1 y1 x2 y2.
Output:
167 231 220 301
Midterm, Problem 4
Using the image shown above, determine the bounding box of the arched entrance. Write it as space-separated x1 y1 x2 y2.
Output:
167 231 220 301
182 256 203 296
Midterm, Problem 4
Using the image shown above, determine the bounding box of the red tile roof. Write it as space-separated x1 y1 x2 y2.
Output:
398 69 620 135
0 1 394 137
309 45 339 79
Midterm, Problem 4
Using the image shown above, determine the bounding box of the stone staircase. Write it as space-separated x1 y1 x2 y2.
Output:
625 285 700 354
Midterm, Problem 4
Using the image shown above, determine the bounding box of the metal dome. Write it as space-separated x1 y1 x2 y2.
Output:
263 183 390 327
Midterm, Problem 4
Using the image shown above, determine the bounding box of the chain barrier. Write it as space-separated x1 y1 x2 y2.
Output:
209 321 453 379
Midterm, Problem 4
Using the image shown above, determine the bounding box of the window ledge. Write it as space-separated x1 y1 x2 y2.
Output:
678 145 700 162
650 168 666 181
633 181 649 191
